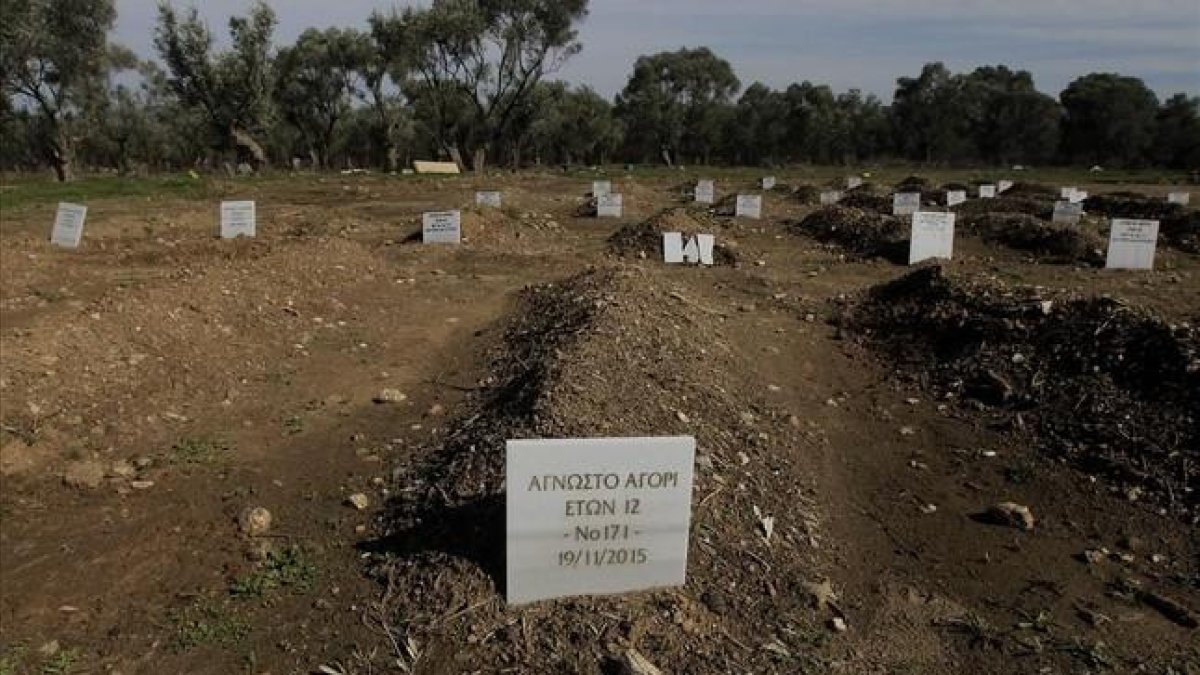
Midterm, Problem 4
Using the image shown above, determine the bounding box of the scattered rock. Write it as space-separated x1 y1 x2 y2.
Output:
829 616 848 632
614 647 663 675
109 460 137 478
346 493 370 510
62 460 106 489
801 578 839 611
238 506 273 536
980 502 1035 531
130 480 155 490
373 389 407 404
428 403 446 416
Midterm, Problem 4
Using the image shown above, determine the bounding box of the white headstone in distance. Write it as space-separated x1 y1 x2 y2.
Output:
909 211 956 264
50 202 87 248
597 193 623 218
592 180 612 197
1052 201 1083 225
819 190 842 206
220 200 256 239
946 190 967 207
505 436 696 605
663 232 684 264
1061 187 1077 200
735 195 762 219
476 191 502 208
1167 192 1190 206
998 180 1014 193
696 234 715 266
422 210 462 244
847 176 863 190
979 184 997 199
695 180 715 204
761 176 777 190
893 192 921 216
1106 219 1159 270
681 237 700 264
1069 190 1088 204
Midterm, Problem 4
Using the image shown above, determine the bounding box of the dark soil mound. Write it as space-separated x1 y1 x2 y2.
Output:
895 175 930 190
953 195 1053 219
1084 193 1183 221
959 213 1105 264
1003 181 1058 199
840 266 1200 518
789 206 907 262
941 182 969 191
791 184 821 204
1161 210 1200 254
839 191 892 213
607 208 738 265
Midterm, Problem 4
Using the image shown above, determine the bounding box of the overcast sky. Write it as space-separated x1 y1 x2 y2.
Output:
115 0 1200 102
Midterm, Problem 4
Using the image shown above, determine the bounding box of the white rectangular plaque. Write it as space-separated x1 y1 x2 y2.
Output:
1069 190 1088 204
476 191 502 207
597 193 623 218
847 177 863 190
422 210 461 244
893 192 921 216
592 180 612 197
946 190 967 207
696 234 715 266
1061 187 1077 200
663 232 684 264
979 184 997 199
50 202 87 248
220 200 256 239
819 190 842 206
1167 192 1190 206
1105 219 1159 270
1052 201 1083 225
695 180 714 204
998 180 1014 193
735 194 762 219
761 176 777 190
506 436 696 605
909 211 955 264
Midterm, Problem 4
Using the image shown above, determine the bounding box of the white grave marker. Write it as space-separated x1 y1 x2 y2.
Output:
1061 187 1077 200
597 193 623 218
946 190 967 207
761 176 777 190
819 190 842 206
979 184 997 199
220 200 256 239
909 211 955 264
1052 201 1083 225
505 436 696 605
1069 190 1088 204
422 210 462 244
681 236 700 263
695 180 715 204
476 191 502 208
893 192 921 216
998 180 1014 193
847 176 864 190
1167 192 1190 206
663 232 684 264
50 202 87 248
735 194 762 219
1105 219 1159 270
696 234 715 266
592 180 612 197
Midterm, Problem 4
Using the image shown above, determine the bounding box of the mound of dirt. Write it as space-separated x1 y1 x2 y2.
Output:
789 206 907 262
1084 193 1183 221
1003 182 1058 199
953 196 1053 219
1161 210 1200 254
941 182 969 192
371 267 828 672
895 175 930 190
791 184 821 204
607 208 737 265
839 191 892 213
840 266 1199 519
959 213 1105 265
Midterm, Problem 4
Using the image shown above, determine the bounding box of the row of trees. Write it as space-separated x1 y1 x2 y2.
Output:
2 0 1197 181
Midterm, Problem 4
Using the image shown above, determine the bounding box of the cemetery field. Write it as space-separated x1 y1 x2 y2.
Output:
1 170 1198 673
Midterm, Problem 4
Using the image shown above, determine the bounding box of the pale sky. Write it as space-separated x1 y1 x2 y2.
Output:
115 0 1200 101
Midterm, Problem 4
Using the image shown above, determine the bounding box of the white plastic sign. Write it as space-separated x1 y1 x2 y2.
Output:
979 184 997 199
695 180 714 204
1061 187 1077 199
592 180 612 197
735 195 762 219
847 177 863 190
476 191 502 207
505 436 696 605
1069 190 1088 204
909 211 955 264
998 180 1014 193
597 193 623 218
819 191 842 206
422 210 461 244
1167 192 1190 206
220 200 256 239
1052 201 1083 225
663 233 714 266
893 192 921 216
663 232 684 263
51 202 87 248
761 176 777 190
1106 219 1159 270
946 190 967 207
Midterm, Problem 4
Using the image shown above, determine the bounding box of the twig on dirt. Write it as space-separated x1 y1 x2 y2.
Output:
425 378 479 392
721 628 751 651
434 596 495 627
699 486 725 509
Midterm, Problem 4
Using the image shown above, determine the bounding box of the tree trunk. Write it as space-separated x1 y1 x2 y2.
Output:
50 125 74 182
472 146 486 173
447 146 466 172
231 126 268 169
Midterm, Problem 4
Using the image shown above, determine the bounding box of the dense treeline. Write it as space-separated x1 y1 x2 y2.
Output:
2 0 1197 180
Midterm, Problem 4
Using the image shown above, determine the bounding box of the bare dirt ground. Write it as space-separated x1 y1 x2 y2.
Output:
1 170 1197 674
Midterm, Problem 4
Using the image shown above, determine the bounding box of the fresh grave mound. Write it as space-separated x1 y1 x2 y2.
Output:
839 266 1199 519
838 190 892 213
401 207 562 250
607 208 738 265
894 175 930 190
789 206 908 262
369 267 829 673
1084 193 1182 221
1160 210 1200 254
1002 181 1059 199
952 195 1053 219
958 213 1105 265
791 184 821 204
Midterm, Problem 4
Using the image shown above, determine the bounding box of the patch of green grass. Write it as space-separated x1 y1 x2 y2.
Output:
167 437 230 466
40 649 79 675
170 597 249 652
0 642 28 675
30 287 68 303
0 174 209 211
282 415 304 435
229 545 318 599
